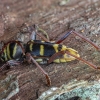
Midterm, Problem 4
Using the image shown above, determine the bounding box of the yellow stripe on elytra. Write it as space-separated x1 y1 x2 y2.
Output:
53 44 59 52
13 43 17 57
35 59 43 62
7 44 12 59
30 43 33 51
4 49 7 61
40 45 44 56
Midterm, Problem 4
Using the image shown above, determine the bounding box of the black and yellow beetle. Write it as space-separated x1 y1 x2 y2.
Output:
25 39 80 64
0 24 100 86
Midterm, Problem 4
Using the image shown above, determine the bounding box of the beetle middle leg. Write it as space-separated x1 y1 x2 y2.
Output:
26 53 51 86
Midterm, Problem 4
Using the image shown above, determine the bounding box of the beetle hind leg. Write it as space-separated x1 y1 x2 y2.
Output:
0 60 21 72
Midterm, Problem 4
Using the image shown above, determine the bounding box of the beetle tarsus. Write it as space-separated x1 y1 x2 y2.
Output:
45 74 51 86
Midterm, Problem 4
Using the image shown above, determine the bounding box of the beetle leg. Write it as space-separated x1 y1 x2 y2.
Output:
37 33 50 42
26 53 51 86
25 24 50 42
55 31 73 44
72 31 100 50
0 60 21 71
20 23 50 42
48 47 80 63
37 27 50 41
65 50 100 69
30 31 36 40
27 24 37 40
48 51 100 69
55 30 100 50
48 51 65 64
35 25 50 42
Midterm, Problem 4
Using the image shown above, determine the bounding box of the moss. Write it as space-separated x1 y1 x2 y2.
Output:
38 80 100 100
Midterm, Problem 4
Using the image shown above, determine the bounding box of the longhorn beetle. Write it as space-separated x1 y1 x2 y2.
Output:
0 24 100 86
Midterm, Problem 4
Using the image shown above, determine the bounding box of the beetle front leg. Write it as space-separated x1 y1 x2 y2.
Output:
55 30 100 50
72 31 100 50
26 53 51 86
55 31 73 44
48 51 100 70
65 50 100 69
